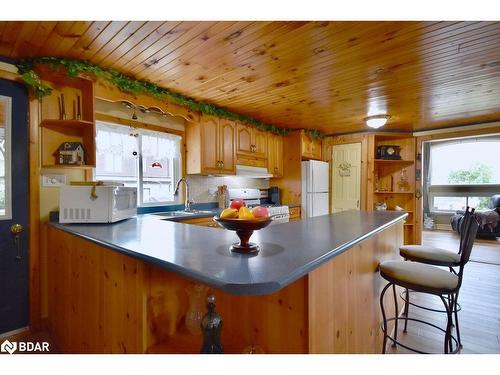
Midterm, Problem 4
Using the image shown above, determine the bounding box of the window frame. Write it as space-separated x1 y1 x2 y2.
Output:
429 184 500 213
426 136 500 214
0 95 12 220
94 120 183 207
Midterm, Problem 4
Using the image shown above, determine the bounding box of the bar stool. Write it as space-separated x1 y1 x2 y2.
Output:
399 208 474 348
379 212 479 354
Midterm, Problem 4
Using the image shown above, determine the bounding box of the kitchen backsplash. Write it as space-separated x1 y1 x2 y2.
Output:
187 175 269 203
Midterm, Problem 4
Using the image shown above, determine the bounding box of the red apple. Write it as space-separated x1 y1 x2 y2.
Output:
229 199 246 210
251 206 269 218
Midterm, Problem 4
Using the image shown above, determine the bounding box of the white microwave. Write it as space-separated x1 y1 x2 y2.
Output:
59 185 137 223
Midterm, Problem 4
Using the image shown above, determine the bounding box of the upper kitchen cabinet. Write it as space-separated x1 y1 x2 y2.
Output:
301 130 322 160
267 134 284 178
236 123 268 166
185 114 236 175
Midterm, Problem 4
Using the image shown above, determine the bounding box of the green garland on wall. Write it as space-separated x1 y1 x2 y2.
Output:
14 57 331 138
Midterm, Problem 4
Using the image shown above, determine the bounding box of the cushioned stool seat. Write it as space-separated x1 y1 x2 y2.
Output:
400 245 461 267
380 260 459 294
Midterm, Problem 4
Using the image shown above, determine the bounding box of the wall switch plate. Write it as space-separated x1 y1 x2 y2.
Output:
42 174 66 187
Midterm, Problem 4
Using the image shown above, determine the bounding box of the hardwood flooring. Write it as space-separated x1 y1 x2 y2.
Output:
387 230 500 354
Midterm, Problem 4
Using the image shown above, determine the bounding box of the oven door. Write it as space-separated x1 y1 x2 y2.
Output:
270 214 289 225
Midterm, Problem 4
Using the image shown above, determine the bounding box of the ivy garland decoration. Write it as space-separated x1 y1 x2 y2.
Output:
14 57 327 137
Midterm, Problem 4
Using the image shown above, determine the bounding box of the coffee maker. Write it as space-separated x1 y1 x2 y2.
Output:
268 186 281 205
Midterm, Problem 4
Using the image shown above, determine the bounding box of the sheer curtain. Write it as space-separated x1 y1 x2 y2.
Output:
95 121 181 204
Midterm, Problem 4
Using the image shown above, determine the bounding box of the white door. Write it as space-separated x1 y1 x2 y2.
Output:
331 143 361 213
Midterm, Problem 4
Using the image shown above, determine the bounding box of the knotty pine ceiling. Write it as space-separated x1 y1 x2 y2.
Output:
0 21 499 134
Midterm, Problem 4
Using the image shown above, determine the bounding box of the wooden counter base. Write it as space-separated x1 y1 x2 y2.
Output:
46 220 402 353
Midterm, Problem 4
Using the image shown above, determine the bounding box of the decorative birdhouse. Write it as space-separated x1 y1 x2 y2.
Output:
57 142 85 165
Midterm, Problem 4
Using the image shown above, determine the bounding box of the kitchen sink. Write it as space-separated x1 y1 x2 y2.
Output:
153 210 214 217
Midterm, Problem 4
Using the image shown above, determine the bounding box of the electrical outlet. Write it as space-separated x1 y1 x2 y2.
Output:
42 174 66 187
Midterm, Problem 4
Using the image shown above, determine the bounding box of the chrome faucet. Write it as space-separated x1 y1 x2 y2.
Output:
174 177 194 212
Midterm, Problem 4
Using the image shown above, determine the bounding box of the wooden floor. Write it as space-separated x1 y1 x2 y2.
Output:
387 230 500 354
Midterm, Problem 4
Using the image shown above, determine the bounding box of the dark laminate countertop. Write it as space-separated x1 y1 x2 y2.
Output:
49 210 406 296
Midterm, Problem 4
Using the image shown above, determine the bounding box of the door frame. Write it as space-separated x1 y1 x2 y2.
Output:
0 61 41 331
323 134 369 213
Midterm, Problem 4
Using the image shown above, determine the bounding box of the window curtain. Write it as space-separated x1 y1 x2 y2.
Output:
139 128 181 160
96 122 138 157
423 142 431 215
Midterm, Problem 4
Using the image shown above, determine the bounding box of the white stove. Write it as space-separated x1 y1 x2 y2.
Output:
227 188 289 224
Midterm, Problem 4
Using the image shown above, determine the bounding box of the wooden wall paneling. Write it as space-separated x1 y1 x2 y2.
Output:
28 95 41 330
308 221 404 353
47 227 308 354
366 134 376 211
274 131 302 206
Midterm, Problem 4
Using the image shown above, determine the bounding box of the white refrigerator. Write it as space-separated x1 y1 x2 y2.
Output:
301 160 330 218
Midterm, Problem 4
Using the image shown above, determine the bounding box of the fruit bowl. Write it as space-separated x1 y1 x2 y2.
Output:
213 216 273 254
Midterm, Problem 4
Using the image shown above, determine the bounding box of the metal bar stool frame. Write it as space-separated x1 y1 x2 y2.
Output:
400 208 475 348
379 210 479 354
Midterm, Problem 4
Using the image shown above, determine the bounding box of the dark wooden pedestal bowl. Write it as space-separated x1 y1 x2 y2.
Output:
213 216 273 254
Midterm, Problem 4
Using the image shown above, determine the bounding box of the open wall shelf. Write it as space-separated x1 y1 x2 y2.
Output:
37 67 96 169
369 134 417 245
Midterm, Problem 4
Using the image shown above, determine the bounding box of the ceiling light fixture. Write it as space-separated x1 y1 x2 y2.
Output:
365 115 390 129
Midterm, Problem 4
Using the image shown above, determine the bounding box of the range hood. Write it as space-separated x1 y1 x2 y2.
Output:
235 165 273 178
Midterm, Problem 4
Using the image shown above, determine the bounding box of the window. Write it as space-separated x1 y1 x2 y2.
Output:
427 137 500 212
0 95 12 220
95 121 181 206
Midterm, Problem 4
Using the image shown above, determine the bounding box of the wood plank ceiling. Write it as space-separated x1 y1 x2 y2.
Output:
0 21 499 134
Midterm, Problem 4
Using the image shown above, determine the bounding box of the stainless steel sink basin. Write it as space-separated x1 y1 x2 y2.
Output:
153 210 214 217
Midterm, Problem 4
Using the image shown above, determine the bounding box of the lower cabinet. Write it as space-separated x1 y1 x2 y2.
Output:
177 216 220 228
289 206 301 220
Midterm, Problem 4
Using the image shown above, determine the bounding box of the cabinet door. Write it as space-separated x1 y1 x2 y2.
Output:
301 132 312 158
267 134 276 175
274 135 284 177
236 123 253 156
200 115 220 174
253 130 268 159
219 119 236 174
311 139 322 160
267 134 283 177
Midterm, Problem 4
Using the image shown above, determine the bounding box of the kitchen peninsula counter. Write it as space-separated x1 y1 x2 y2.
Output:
46 210 406 354
49 210 406 295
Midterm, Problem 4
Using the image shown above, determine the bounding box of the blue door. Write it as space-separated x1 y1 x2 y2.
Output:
0 78 29 335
